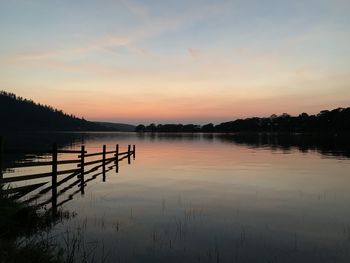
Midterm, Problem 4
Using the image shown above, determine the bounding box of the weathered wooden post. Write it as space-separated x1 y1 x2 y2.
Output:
115 144 119 173
102 144 106 182
80 145 85 194
133 145 136 160
128 144 131 164
0 136 3 181
52 143 58 212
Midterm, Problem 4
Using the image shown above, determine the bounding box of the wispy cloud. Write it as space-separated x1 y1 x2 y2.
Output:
3 0 232 63
120 0 150 19
188 48 204 59
5 35 131 62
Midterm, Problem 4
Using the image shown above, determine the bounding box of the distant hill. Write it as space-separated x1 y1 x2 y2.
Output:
94 122 136 132
0 91 114 131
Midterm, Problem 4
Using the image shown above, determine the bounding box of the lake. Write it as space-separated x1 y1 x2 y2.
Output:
2 132 350 263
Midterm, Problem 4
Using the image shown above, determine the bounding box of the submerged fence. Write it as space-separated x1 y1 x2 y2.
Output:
0 139 136 211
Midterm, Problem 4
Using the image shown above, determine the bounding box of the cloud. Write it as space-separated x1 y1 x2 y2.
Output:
188 48 204 59
5 35 131 62
2 0 233 64
120 0 150 19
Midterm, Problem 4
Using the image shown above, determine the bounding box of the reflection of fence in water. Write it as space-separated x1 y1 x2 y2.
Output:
0 140 136 212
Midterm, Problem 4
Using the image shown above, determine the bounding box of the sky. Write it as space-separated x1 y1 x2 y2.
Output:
0 0 349 124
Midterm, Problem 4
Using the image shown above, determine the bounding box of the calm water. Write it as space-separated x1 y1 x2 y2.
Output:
3 132 350 262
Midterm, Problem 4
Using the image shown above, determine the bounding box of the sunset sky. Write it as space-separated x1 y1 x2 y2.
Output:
0 0 349 124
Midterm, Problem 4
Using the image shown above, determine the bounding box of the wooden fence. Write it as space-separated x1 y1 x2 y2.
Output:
0 141 136 212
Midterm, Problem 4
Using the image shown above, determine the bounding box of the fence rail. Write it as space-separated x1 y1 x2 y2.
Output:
0 140 136 212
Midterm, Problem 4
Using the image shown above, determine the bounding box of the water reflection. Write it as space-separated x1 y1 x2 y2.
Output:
1 132 350 262
1 139 135 215
217 133 350 159
2 132 350 162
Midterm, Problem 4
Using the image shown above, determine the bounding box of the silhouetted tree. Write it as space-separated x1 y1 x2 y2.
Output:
201 123 214 132
135 124 146 132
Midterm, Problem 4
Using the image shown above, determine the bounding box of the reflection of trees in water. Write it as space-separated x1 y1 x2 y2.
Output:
1 132 86 170
135 132 350 159
136 132 202 142
217 133 350 158
2 131 350 169
0 131 130 168
2 132 85 151
135 132 350 158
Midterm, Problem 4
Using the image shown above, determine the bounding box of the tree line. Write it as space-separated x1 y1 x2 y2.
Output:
136 107 350 133
0 91 112 131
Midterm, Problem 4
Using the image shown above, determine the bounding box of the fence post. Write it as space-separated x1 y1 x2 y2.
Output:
52 143 58 212
115 144 119 173
0 136 3 181
133 145 136 160
102 144 106 182
80 145 85 194
128 145 131 164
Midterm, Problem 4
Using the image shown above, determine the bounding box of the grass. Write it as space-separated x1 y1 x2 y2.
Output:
0 186 64 262
0 194 46 239
0 237 64 263
0 186 102 263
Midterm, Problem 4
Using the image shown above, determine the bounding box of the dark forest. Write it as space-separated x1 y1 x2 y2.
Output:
136 108 350 133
